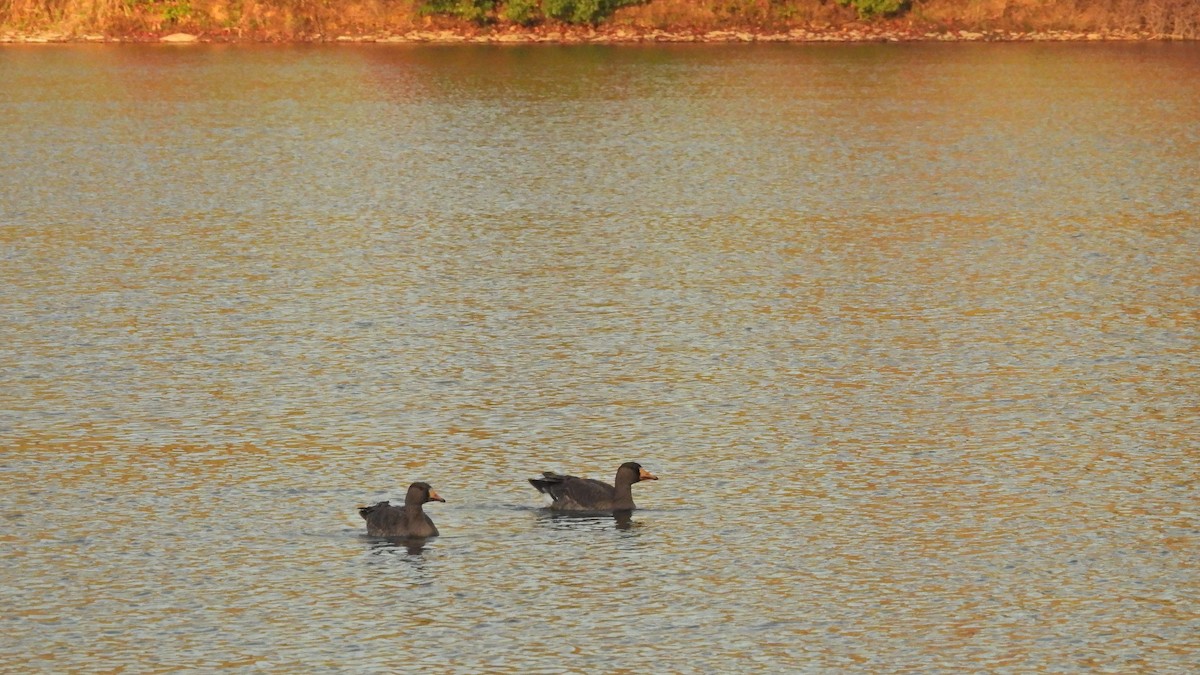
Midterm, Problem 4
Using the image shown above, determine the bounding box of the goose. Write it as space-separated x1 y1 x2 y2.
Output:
529 462 658 511
358 481 445 538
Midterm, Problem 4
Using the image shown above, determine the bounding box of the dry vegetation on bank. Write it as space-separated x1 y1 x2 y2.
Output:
1 0 1197 42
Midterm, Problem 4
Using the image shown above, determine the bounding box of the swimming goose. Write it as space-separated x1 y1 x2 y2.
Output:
359 482 445 538
529 462 658 511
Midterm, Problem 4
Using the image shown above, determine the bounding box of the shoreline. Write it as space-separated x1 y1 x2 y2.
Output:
0 25 1176 45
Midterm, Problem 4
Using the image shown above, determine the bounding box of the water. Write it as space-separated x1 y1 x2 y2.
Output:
1 42 1197 672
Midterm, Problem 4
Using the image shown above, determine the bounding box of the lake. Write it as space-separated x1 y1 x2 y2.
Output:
1 42 1197 672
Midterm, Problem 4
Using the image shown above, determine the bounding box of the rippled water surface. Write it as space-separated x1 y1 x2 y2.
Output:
2 43 1198 672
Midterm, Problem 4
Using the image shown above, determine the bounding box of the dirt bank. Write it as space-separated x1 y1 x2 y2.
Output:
0 24 1165 44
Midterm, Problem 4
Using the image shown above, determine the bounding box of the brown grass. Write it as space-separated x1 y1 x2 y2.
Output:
910 0 1200 35
2 0 1197 39
610 0 857 30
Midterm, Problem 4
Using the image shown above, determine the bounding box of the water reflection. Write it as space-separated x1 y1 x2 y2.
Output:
366 536 433 557
535 509 638 532
363 535 439 591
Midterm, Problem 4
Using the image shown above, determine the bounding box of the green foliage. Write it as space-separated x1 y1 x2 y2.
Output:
419 0 641 25
501 0 540 24
835 0 906 18
542 0 592 24
120 0 193 23
420 0 493 23
162 1 191 23
541 0 640 24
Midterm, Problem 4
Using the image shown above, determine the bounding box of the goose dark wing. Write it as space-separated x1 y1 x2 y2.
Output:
359 501 410 536
358 501 392 520
529 472 615 510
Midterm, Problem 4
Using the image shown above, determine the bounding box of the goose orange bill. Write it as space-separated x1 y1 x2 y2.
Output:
429 490 446 502
639 468 658 481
